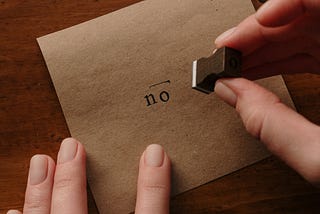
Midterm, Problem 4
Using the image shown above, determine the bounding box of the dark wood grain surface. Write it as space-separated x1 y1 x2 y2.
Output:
0 1 319 213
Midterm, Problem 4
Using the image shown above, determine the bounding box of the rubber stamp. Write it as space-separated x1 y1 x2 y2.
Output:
192 46 242 94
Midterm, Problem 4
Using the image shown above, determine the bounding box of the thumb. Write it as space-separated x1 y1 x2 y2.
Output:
215 78 320 186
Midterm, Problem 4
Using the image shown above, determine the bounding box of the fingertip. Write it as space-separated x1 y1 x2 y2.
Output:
214 27 237 48
28 154 55 186
214 14 268 55
140 144 170 168
74 138 87 161
47 155 56 174
51 138 87 214
24 155 55 213
61 137 78 144
28 154 56 186
215 78 260 102
136 144 171 214
214 80 237 107
217 78 268 96
145 144 164 167
7 210 22 214
61 137 84 152
255 0 305 27
58 138 86 164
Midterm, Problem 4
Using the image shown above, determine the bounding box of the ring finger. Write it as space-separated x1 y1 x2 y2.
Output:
23 155 55 214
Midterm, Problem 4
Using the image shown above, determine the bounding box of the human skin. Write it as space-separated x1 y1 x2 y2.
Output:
8 1 320 213
214 0 320 186
7 139 170 214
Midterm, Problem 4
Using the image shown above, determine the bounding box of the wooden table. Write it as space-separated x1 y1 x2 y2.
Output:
1 1 319 213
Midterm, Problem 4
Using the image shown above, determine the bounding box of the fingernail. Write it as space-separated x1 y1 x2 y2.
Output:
29 155 48 185
215 27 236 47
7 210 22 214
145 144 164 167
256 0 272 20
214 80 237 107
58 138 78 164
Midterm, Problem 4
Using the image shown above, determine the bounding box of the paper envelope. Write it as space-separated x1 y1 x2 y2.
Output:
37 0 294 213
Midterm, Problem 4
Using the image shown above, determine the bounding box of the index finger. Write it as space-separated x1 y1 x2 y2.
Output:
51 138 87 214
256 0 320 27
214 14 300 55
214 0 320 55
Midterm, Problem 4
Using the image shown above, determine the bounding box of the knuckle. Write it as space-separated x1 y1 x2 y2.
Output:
142 183 168 194
243 107 264 138
239 93 281 139
54 177 74 190
24 195 49 212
